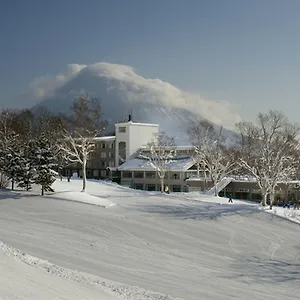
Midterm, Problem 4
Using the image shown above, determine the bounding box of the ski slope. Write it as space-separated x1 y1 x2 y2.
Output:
0 179 300 300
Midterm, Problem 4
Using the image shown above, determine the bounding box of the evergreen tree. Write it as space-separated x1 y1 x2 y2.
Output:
3 132 24 190
33 134 56 196
17 141 36 191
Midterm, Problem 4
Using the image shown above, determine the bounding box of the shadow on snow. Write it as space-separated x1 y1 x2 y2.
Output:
129 202 260 221
0 188 40 200
229 255 300 283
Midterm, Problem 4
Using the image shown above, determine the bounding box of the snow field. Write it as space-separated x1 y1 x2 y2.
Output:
0 178 300 300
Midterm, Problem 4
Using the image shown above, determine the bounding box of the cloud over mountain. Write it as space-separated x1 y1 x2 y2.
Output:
26 62 241 129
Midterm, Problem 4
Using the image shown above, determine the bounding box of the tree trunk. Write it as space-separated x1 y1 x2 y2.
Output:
269 189 275 209
82 157 87 192
197 163 200 177
212 175 217 196
284 184 289 202
11 179 14 191
261 192 267 206
41 185 44 196
160 177 164 193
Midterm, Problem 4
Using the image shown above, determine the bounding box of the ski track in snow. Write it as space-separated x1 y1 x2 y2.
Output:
0 179 300 299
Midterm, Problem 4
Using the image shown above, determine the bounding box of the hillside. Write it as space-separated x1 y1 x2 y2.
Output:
0 179 299 300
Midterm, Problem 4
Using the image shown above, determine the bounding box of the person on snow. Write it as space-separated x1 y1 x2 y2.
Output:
228 194 233 203
165 186 170 194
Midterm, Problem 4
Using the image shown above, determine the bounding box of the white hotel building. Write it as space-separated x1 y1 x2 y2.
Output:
63 118 300 202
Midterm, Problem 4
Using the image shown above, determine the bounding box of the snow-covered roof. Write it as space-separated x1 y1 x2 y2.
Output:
115 121 159 127
117 156 195 172
92 136 115 141
140 145 194 151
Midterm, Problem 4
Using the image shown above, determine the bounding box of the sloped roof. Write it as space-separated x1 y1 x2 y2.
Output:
92 136 115 141
117 156 195 172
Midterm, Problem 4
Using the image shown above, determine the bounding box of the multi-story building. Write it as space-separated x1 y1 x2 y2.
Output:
63 117 159 180
63 118 300 202
62 136 116 179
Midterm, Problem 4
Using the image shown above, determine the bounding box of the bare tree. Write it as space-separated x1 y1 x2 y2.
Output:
0 109 17 138
236 110 300 207
140 132 176 193
187 120 215 178
58 95 107 192
188 120 237 195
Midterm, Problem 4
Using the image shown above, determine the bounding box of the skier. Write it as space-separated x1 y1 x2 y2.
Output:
228 194 233 203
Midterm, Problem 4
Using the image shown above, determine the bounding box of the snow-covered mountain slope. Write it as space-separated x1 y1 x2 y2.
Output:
0 179 300 300
31 62 238 144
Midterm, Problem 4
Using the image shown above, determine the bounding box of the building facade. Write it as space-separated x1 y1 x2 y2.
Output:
63 119 300 202
63 119 159 180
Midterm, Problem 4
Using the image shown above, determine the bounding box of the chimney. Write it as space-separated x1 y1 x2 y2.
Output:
128 114 132 122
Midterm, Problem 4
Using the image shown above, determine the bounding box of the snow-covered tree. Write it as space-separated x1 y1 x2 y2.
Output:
3 132 25 190
236 110 300 207
58 95 107 192
17 141 36 191
33 133 57 196
140 132 176 193
187 120 237 195
0 111 25 190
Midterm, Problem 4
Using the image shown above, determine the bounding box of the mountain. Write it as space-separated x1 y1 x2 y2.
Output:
31 63 239 145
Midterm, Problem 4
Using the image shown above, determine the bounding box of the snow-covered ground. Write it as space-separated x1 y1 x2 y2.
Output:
1 178 300 299
0 242 119 300
265 205 300 225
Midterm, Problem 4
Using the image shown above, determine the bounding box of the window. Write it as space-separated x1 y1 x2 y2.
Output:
172 185 182 192
145 171 156 178
118 141 126 162
134 171 144 178
171 173 180 179
122 171 132 178
101 143 106 149
101 161 106 168
110 143 114 148
134 183 144 190
109 160 115 167
119 127 126 133
101 152 107 158
146 184 156 191
108 152 114 158
101 170 107 177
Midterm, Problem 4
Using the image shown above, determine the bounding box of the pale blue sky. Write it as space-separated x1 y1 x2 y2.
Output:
0 0 299 122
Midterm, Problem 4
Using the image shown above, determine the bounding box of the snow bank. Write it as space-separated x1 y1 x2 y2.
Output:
0 241 182 300
48 191 115 208
264 206 300 225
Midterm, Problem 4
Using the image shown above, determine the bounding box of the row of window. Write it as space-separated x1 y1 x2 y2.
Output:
100 152 114 158
122 171 183 179
96 142 114 149
134 183 184 192
86 169 108 178
87 160 115 168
